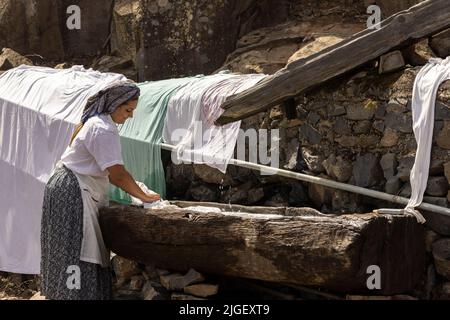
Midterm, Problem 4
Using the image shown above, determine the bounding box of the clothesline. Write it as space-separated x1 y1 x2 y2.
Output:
160 143 450 219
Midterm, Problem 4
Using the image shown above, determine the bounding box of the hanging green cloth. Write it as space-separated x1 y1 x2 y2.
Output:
109 76 202 204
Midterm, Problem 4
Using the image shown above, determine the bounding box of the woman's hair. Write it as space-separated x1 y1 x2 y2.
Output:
69 81 140 146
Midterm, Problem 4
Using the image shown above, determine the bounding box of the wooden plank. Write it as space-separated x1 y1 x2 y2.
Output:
215 0 450 125
99 203 425 294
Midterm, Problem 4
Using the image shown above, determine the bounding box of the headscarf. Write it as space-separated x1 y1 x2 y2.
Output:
81 80 140 124
70 80 140 145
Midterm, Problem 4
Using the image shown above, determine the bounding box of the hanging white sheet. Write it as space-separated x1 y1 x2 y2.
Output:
0 65 126 274
162 72 267 173
405 56 450 223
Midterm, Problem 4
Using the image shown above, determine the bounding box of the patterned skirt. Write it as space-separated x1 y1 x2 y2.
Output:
40 165 112 300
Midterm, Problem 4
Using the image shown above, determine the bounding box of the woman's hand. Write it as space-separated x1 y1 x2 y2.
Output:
141 193 161 203
108 164 161 203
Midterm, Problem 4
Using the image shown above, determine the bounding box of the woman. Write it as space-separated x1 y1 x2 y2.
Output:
40 81 160 300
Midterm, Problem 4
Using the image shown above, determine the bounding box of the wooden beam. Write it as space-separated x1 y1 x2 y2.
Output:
99 202 425 294
215 0 450 125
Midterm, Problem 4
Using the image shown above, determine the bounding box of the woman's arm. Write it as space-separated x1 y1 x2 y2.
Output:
107 164 161 203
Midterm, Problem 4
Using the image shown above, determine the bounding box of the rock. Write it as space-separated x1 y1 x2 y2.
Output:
156 268 170 276
129 275 144 291
335 135 358 148
59 0 114 57
380 153 398 179
386 99 408 113
0 48 33 70
29 291 46 300
91 55 135 79
346 101 376 120
141 0 292 79
435 101 450 120
328 105 346 117
385 112 412 133
143 264 159 280
112 255 141 279
284 139 300 171
54 62 70 69
111 0 141 62
353 120 372 134
402 39 436 66
184 284 219 298
160 269 205 291
430 160 444 176
247 187 265 205
193 164 233 186
444 162 450 184
352 154 383 188
190 185 218 202
288 182 308 206
397 155 415 182
372 121 385 133
0 0 64 59
166 164 194 198
425 177 448 197
432 238 450 280
333 118 352 135
287 36 343 64
425 230 441 253
308 175 333 206
422 210 450 236
423 196 448 208
264 193 289 207
430 28 450 59
322 154 352 182
331 190 362 213
299 124 322 144
385 176 401 195
142 281 168 300
300 147 325 173
220 182 252 204
307 112 321 125
379 50 405 74
399 182 412 197
380 128 399 147
437 121 450 149
269 106 284 120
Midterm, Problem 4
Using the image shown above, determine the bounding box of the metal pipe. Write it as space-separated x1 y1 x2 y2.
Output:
160 143 450 218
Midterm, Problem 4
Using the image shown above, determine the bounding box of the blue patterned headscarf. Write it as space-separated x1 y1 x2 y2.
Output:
81 80 140 124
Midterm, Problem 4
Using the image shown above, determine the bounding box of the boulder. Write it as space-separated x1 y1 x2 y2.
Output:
352 153 384 188
160 269 205 291
58 0 114 57
184 284 219 298
379 50 405 74
193 164 233 186
111 0 141 61
430 28 450 59
322 154 352 183
0 48 33 71
380 153 398 179
287 36 343 65
112 255 142 279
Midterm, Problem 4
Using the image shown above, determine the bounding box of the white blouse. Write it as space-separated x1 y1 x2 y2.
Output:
61 114 124 177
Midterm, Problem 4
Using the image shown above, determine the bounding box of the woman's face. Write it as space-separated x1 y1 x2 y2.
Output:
111 99 138 124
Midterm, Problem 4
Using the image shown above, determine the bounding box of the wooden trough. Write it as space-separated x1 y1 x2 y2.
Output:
99 201 425 294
